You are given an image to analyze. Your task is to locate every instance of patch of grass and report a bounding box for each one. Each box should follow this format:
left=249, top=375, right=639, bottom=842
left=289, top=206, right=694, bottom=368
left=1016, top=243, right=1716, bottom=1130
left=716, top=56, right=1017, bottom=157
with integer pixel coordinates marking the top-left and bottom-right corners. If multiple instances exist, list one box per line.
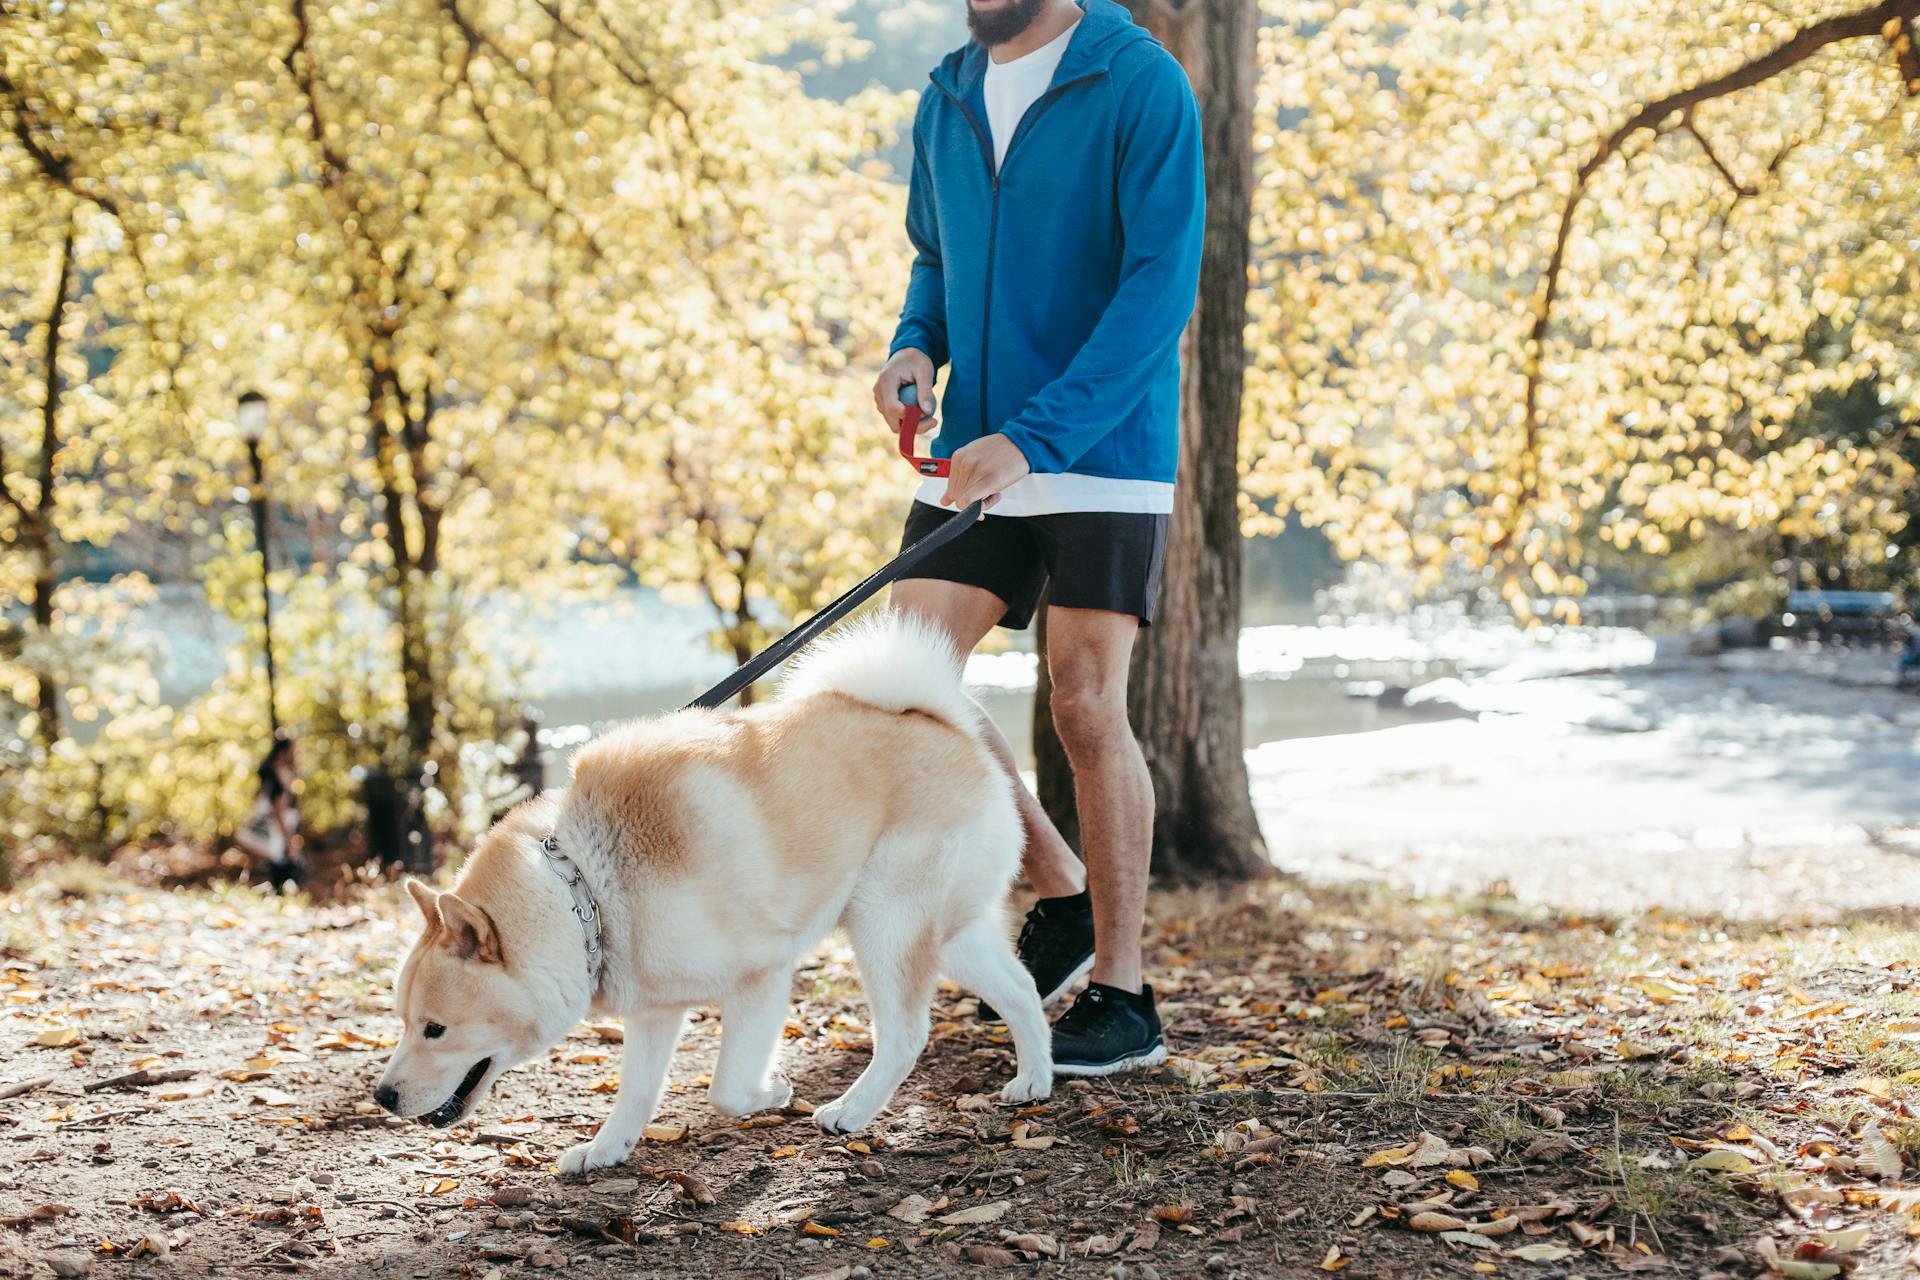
left=1369, top=1039, right=1445, bottom=1109
left=1599, top=1133, right=1744, bottom=1251
left=24, top=857, right=139, bottom=900
left=1198, top=937, right=1250, bottom=968
left=1106, top=1147, right=1167, bottom=1187
left=1469, top=1093, right=1545, bottom=1152
left=800, top=969, right=864, bottom=1006
left=1828, top=1021, right=1920, bottom=1079
left=1882, top=1119, right=1920, bottom=1166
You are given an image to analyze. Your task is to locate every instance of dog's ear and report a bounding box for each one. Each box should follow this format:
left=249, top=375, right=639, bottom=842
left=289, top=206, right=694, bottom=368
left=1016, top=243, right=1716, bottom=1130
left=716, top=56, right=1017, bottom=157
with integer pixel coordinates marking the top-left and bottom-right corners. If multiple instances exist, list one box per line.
left=404, top=878, right=440, bottom=928
left=435, top=892, right=504, bottom=965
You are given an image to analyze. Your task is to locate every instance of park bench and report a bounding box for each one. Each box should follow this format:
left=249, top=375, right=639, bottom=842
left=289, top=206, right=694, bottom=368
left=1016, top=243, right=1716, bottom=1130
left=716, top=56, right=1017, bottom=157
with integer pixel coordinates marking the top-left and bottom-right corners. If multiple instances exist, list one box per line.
left=1778, top=589, right=1907, bottom=645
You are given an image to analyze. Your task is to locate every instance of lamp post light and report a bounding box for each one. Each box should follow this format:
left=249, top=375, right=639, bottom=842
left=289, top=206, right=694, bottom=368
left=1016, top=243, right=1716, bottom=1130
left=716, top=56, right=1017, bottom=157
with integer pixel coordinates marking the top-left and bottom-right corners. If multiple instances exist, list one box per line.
left=237, top=390, right=279, bottom=735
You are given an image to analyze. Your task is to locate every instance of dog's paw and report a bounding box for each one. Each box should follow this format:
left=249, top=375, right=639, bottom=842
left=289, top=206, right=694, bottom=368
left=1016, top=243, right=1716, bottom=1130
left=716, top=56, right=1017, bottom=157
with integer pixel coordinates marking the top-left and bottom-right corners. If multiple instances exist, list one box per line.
left=557, top=1136, right=633, bottom=1178
left=813, top=1092, right=880, bottom=1135
left=709, top=1074, right=794, bottom=1118
left=1000, top=1072, right=1051, bottom=1105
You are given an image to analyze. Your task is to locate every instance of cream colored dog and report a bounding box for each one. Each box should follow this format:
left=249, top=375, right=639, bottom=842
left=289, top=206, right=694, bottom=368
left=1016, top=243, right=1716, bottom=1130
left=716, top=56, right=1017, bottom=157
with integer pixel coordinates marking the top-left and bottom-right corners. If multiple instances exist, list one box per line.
left=374, top=611, right=1052, bottom=1174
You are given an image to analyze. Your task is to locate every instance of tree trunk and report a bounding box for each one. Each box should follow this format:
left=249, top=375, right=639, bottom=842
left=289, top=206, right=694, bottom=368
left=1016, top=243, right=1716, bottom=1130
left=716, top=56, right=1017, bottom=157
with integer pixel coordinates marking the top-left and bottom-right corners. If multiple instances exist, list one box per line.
left=1034, top=0, right=1268, bottom=882
left=369, top=353, right=438, bottom=769
left=29, top=216, right=77, bottom=747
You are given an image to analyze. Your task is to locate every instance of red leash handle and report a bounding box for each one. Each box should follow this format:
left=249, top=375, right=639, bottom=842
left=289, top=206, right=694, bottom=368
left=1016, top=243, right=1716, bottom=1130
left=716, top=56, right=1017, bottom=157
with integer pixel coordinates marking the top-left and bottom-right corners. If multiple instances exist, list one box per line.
left=897, top=383, right=949, bottom=478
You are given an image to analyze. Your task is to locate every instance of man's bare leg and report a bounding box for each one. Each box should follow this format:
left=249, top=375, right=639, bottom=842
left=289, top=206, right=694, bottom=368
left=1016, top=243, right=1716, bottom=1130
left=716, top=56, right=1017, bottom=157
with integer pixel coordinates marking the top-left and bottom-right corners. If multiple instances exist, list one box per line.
left=890, top=578, right=1086, bottom=899
left=1042, top=606, right=1150, bottom=993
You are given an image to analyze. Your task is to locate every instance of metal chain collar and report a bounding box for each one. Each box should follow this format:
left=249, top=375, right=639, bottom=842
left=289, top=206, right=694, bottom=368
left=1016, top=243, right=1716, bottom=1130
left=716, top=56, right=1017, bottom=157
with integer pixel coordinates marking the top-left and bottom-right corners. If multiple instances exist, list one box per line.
left=538, top=831, right=605, bottom=993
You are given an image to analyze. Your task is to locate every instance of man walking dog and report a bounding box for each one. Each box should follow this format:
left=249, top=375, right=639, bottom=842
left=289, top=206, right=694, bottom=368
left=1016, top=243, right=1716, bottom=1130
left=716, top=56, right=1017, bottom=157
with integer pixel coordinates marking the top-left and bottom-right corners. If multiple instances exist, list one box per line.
left=873, top=0, right=1203, bottom=1075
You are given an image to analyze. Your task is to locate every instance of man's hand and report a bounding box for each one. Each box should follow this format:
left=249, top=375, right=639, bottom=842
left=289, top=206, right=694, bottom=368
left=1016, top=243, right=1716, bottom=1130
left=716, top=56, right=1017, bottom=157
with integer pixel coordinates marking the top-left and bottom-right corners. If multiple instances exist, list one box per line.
left=874, top=348, right=936, bottom=434
left=942, top=434, right=1030, bottom=512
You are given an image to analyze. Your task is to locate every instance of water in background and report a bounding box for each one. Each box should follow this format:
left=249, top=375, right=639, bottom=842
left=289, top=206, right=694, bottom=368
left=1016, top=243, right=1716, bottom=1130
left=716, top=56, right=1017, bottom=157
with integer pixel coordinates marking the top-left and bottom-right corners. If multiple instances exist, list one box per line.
left=129, top=526, right=1652, bottom=778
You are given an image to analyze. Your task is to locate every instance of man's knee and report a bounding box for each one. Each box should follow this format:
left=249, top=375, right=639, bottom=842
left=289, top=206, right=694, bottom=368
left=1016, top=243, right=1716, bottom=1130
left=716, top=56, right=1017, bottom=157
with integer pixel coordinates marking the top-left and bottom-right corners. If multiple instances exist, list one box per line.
left=891, top=580, right=1001, bottom=654
left=1049, top=679, right=1129, bottom=761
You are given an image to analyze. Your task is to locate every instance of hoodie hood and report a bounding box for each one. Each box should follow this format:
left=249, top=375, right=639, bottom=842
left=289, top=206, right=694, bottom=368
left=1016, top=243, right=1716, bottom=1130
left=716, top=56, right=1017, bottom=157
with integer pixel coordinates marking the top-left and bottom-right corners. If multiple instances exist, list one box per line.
left=931, top=0, right=1156, bottom=99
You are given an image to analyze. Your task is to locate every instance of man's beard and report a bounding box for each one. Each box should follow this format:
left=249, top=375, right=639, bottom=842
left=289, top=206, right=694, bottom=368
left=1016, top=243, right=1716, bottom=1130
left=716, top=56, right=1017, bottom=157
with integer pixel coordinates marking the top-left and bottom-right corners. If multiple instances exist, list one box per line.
left=967, top=0, right=1049, bottom=46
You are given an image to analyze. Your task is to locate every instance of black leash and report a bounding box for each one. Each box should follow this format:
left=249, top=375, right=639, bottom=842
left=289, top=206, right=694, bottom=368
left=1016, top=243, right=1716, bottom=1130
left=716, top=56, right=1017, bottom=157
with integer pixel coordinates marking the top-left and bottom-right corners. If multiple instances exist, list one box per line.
left=684, top=499, right=985, bottom=710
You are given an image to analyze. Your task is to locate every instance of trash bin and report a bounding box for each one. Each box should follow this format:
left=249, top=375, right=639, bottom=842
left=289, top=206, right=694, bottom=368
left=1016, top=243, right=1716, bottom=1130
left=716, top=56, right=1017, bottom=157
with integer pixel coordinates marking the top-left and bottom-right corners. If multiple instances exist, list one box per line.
left=363, top=764, right=434, bottom=873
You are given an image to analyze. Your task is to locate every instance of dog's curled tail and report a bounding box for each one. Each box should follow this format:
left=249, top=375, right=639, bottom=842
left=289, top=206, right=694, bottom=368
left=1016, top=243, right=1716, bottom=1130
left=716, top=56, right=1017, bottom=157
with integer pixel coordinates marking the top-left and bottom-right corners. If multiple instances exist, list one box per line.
left=778, top=608, right=980, bottom=734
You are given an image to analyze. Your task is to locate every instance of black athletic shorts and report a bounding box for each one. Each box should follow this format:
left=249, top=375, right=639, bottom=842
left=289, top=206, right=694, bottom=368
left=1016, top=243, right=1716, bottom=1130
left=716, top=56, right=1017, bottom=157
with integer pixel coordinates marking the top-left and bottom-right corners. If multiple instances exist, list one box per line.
left=897, top=501, right=1169, bottom=630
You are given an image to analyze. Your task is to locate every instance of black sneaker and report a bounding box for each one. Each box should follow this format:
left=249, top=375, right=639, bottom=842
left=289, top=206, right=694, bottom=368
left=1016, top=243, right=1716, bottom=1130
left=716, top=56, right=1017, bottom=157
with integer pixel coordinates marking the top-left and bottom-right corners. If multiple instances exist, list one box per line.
left=1051, top=982, right=1168, bottom=1077
left=978, top=891, right=1096, bottom=1023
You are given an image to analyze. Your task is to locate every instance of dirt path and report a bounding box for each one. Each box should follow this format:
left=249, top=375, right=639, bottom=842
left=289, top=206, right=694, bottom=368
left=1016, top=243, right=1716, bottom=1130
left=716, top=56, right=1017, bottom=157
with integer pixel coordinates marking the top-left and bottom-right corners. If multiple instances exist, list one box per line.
left=6, top=868, right=1920, bottom=1278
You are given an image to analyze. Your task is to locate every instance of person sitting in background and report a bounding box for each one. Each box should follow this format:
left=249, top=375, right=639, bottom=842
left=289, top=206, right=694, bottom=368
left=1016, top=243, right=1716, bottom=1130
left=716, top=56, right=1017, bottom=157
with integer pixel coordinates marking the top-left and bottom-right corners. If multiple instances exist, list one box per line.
left=235, top=734, right=307, bottom=892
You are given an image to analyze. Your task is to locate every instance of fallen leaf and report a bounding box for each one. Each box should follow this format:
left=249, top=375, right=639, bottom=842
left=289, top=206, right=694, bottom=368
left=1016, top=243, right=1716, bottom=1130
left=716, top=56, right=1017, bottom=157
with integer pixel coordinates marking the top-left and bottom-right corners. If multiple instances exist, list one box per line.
left=1441, top=1230, right=1500, bottom=1250
left=1816, top=1226, right=1869, bottom=1253
left=937, top=1200, right=1011, bottom=1226
left=887, top=1194, right=935, bottom=1225
left=1690, top=1149, right=1757, bottom=1174
left=1505, top=1242, right=1574, bottom=1262
left=1756, top=1236, right=1840, bottom=1279
left=961, top=1245, right=1019, bottom=1267
left=1001, top=1231, right=1061, bottom=1257
left=672, top=1172, right=715, bottom=1206
left=642, top=1123, right=687, bottom=1144
left=1446, top=1169, right=1479, bottom=1191
left=1364, top=1141, right=1416, bottom=1169
left=33, top=1028, right=82, bottom=1048
left=1860, top=1125, right=1903, bottom=1180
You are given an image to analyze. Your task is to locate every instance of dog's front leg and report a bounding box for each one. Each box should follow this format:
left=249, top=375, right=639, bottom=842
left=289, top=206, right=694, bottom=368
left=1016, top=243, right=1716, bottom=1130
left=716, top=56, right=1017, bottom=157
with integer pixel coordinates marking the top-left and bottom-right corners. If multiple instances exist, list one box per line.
left=558, top=1006, right=686, bottom=1177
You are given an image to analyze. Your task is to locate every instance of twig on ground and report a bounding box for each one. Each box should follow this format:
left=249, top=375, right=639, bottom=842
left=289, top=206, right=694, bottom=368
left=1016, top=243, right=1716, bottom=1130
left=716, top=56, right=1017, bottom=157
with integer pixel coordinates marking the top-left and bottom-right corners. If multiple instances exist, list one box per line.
left=83, top=1066, right=196, bottom=1093
left=0, top=1075, right=54, bottom=1099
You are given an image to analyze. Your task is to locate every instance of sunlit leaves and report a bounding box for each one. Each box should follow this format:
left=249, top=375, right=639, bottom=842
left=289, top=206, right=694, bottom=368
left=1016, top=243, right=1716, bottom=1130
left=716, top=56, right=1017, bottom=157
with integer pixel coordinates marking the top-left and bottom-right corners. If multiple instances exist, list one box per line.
left=2, top=0, right=912, bottom=846
left=1245, top=0, right=1918, bottom=615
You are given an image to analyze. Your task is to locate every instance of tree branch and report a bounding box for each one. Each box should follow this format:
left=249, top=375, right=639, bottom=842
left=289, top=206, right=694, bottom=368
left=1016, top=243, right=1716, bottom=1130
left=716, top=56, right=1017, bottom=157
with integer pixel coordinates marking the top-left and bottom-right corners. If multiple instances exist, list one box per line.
left=440, top=0, right=615, bottom=265
left=1891, top=16, right=1919, bottom=90
left=36, top=214, right=76, bottom=532
left=0, top=64, right=186, bottom=414
left=1497, top=0, right=1920, bottom=557
left=1681, top=108, right=1758, bottom=196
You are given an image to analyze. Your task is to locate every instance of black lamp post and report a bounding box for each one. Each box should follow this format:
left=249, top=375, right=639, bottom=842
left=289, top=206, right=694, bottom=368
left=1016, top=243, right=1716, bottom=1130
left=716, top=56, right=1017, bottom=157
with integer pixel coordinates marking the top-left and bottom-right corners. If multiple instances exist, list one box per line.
left=237, top=390, right=279, bottom=735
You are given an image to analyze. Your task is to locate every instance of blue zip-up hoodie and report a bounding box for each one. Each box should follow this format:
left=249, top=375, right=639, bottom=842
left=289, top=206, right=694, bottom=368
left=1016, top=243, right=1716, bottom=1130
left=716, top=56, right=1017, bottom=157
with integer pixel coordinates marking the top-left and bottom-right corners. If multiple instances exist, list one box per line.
left=888, top=0, right=1204, bottom=482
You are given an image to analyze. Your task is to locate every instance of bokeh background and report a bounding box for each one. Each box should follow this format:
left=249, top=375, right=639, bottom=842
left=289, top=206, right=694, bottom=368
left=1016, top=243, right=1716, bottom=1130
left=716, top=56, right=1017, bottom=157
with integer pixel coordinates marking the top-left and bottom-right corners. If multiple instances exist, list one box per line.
left=2, top=0, right=1915, bottom=882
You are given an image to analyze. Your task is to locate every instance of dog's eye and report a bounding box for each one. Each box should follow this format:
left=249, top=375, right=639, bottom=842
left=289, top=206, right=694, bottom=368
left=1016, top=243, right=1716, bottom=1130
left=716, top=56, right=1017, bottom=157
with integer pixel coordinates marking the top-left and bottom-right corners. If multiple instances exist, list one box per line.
left=423, top=1022, right=446, bottom=1040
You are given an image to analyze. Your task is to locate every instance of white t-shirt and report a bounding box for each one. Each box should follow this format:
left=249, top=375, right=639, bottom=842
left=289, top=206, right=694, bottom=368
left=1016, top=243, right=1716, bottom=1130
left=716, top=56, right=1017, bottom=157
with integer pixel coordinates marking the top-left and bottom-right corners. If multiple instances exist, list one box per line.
left=911, top=15, right=1176, bottom=519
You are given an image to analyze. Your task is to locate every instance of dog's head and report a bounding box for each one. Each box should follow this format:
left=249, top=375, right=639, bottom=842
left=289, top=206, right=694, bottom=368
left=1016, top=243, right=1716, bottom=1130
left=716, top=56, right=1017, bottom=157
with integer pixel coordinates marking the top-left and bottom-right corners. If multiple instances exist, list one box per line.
left=374, top=878, right=556, bottom=1127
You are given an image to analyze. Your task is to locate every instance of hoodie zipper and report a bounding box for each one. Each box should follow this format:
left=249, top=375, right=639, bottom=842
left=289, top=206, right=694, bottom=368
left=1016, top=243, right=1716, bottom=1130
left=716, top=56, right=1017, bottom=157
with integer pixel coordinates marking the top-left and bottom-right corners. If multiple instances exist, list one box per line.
left=935, top=71, right=1103, bottom=447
